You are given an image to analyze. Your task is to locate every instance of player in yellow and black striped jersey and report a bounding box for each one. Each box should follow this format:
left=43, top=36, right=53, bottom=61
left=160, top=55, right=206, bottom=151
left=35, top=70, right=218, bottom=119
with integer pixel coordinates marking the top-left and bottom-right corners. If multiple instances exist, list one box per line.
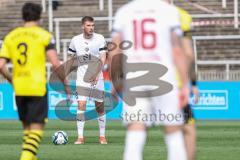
left=0, top=3, right=70, bottom=160
left=178, top=7, right=199, bottom=160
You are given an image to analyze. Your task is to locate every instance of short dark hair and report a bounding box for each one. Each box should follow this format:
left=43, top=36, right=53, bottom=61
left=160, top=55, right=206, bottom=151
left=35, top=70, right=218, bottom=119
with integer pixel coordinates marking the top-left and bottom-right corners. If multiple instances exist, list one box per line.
left=81, top=16, right=94, bottom=24
left=22, top=3, right=42, bottom=22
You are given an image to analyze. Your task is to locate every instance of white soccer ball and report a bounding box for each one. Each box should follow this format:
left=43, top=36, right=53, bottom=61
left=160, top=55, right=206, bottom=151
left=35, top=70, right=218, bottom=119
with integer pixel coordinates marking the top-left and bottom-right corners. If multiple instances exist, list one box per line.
left=52, top=131, right=68, bottom=145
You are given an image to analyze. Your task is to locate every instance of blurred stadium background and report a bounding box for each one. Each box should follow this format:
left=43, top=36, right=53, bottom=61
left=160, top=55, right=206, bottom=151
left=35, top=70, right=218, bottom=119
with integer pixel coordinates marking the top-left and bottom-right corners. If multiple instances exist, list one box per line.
left=0, top=0, right=240, bottom=160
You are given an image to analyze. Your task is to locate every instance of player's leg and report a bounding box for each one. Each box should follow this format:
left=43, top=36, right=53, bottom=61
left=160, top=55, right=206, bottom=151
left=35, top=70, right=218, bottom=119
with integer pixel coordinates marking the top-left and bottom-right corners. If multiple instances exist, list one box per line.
left=95, top=101, right=107, bottom=144
left=124, top=123, right=147, bottom=160
left=17, top=95, right=48, bottom=160
left=123, top=99, right=150, bottom=160
left=153, top=89, right=187, bottom=160
left=74, top=78, right=89, bottom=144
left=183, top=104, right=196, bottom=160
left=94, top=79, right=107, bottom=144
left=15, top=96, right=32, bottom=160
left=75, top=100, right=87, bottom=144
left=22, top=122, right=30, bottom=144
left=164, top=126, right=187, bottom=160
left=183, top=124, right=196, bottom=160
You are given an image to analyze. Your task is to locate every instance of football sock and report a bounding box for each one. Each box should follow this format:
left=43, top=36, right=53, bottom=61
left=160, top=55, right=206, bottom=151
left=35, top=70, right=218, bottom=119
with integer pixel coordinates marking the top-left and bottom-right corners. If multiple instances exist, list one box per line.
left=123, top=130, right=146, bottom=160
left=165, top=130, right=187, bottom=160
left=23, top=130, right=30, bottom=143
left=77, top=110, right=85, bottom=138
left=20, top=130, right=43, bottom=160
left=97, top=114, right=106, bottom=137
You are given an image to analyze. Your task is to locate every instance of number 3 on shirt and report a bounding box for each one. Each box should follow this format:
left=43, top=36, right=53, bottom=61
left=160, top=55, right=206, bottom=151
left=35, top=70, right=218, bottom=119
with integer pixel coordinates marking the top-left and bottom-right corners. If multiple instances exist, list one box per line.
left=133, top=18, right=157, bottom=50
left=17, top=43, right=28, bottom=66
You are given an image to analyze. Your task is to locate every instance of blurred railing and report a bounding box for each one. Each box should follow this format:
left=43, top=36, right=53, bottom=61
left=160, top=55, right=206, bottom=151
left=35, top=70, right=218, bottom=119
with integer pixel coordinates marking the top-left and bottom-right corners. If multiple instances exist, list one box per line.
left=197, top=61, right=240, bottom=81
left=193, top=35, right=240, bottom=80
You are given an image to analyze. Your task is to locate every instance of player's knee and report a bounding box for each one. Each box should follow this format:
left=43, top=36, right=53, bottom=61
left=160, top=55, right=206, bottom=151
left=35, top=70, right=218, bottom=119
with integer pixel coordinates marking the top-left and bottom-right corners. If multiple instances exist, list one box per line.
left=127, top=123, right=146, bottom=131
left=183, top=125, right=196, bottom=136
left=76, top=110, right=85, bottom=121
left=30, top=123, right=44, bottom=130
left=164, top=125, right=183, bottom=134
left=78, top=101, right=86, bottom=110
left=95, top=102, right=104, bottom=114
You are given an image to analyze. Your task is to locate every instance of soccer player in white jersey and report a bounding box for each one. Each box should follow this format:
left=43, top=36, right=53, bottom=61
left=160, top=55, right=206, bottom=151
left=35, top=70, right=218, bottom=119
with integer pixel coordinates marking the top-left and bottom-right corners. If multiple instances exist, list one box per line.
left=109, top=0, right=189, bottom=159
left=68, top=16, right=108, bottom=144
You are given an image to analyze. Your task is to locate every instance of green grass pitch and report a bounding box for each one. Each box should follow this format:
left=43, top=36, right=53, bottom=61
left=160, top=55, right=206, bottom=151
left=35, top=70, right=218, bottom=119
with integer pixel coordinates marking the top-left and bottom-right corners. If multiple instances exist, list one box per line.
left=0, top=120, right=240, bottom=160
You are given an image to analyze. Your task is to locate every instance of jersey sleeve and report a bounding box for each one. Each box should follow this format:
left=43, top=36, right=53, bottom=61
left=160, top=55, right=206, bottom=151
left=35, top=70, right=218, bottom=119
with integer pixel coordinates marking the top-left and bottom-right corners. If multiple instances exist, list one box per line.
left=46, top=36, right=56, bottom=50
left=68, top=38, right=77, bottom=56
left=169, top=7, right=183, bottom=37
left=0, top=37, right=11, bottom=61
left=112, top=8, right=125, bottom=36
left=99, top=36, right=107, bottom=55
left=42, top=31, right=56, bottom=50
left=178, top=8, right=192, bottom=37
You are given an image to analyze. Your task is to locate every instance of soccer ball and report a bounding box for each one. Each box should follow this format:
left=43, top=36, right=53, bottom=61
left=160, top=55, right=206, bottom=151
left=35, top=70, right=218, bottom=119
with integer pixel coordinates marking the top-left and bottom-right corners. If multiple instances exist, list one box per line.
left=52, top=131, right=68, bottom=145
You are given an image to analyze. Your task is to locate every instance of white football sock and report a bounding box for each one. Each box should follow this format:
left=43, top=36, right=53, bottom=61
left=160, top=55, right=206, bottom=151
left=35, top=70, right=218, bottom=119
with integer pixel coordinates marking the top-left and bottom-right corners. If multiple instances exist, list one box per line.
left=98, top=114, right=106, bottom=137
left=165, top=130, right=187, bottom=160
left=123, top=130, right=146, bottom=160
left=77, top=110, right=85, bottom=138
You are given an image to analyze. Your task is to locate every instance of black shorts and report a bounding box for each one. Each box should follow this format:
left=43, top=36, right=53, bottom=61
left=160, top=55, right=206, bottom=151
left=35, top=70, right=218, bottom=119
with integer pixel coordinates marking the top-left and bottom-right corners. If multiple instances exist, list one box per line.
left=16, top=94, right=48, bottom=124
left=183, top=104, right=195, bottom=124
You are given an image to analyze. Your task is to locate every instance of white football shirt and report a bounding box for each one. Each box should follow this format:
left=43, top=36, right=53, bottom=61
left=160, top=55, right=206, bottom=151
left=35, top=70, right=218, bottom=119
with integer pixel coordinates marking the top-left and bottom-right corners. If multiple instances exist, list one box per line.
left=112, top=0, right=182, bottom=85
left=68, top=33, right=107, bottom=81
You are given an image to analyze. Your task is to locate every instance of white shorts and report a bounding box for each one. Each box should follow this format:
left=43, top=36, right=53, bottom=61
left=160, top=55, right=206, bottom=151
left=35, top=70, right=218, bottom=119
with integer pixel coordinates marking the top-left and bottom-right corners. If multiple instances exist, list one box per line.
left=122, top=88, right=184, bottom=126
left=75, top=78, right=104, bottom=102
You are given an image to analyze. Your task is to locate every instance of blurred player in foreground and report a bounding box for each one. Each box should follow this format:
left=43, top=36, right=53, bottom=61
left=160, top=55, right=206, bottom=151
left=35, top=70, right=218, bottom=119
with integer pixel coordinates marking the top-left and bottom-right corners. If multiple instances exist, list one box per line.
left=68, top=16, right=108, bottom=144
left=0, top=3, right=69, bottom=160
left=109, top=0, right=189, bottom=159
left=178, top=7, right=199, bottom=160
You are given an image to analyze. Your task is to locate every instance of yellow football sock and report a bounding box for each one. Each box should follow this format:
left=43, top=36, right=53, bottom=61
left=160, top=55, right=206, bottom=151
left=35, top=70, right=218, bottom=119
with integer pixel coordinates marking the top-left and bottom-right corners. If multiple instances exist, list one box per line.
left=20, top=130, right=43, bottom=160
left=23, top=130, right=30, bottom=142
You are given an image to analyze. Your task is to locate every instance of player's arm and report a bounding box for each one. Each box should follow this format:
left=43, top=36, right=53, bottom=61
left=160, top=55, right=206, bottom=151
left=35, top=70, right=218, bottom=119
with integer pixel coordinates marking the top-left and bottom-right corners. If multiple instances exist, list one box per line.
left=0, top=58, right=12, bottom=83
left=46, top=45, right=71, bottom=95
left=0, top=40, right=12, bottom=83
left=109, top=8, right=125, bottom=95
left=182, top=37, right=193, bottom=63
left=67, top=38, right=77, bottom=74
left=96, top=39, right=108, bottom=78
left=91, top=51, right=106, bottom=84
left=182, top=36, right=199, bottom=103
left=171, top=29, right=189, bottom=107
left=183, top=34, right=199, bottom=101
left=98, top=36, right=108, bottom=65
left=67, top=38, right=77, bottom=60
left=180, top=9, right=199, bottom=102
left=99, top=52, right=106, bottom=69
left=88, top=38, right=107, bottom=85
left=171, top=30, right=189, bottom=86
left=108, top=33, right=123, bottom=94
left=189, top=60, right=199, bottom=103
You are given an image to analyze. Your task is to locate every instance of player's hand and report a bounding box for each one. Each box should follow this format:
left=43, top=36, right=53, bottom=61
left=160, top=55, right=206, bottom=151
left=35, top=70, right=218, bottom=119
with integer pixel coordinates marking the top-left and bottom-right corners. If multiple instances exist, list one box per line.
left=179, top=85, right=190, bottom=108
left=90, top=75, right=99, bottom=85
left=111, top=88, right=119, bottom=100
left=192, top=86, right=199, bottom=104
left=111, top=80, right=123, bottom=101
left=93, top=76, right=99, bottom=85
left=64, top=85, right=72, bottom=102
